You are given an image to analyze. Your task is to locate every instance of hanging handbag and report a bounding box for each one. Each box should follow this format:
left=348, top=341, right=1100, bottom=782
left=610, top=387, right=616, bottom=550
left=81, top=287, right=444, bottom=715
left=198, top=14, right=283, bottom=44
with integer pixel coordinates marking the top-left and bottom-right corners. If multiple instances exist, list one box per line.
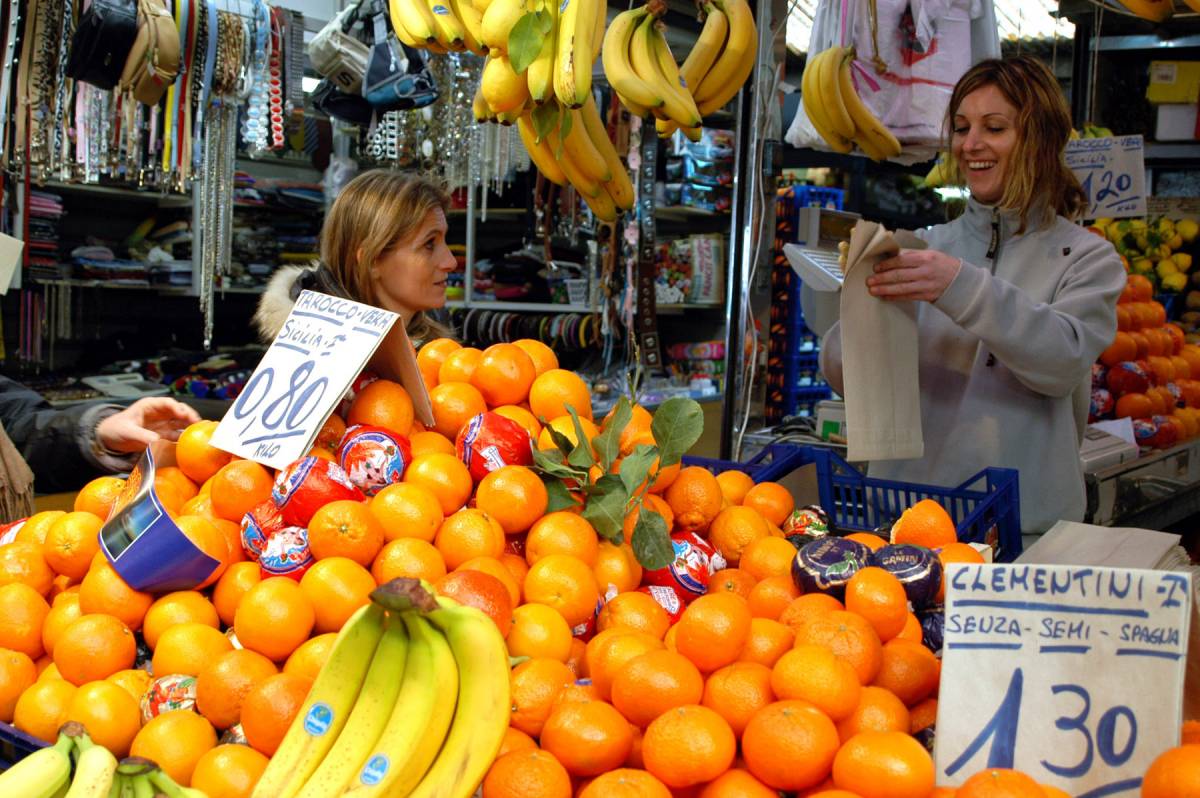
left=119, top=0, right=180, bottom=105
left=311, top=78, right=376, bottom=126
left=308, top=1, right=370, bottom=94
left=360, top=0, right=437, bottom=112
left=66, top=0, right=141, bottom=90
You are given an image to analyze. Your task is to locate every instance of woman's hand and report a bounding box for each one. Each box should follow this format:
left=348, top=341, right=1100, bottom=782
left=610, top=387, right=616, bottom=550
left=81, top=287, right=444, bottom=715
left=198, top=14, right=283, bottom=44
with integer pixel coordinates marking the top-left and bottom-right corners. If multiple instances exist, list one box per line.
left=867, top=248, right=962, bottom=303
left=95, top=398, right=201, bottom=454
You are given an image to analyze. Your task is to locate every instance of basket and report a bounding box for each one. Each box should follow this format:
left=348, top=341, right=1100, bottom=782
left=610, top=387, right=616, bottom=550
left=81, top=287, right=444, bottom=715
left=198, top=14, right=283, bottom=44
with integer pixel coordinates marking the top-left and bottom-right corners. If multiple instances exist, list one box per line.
left=684, top=444, right=1023, bottom=562
left=0, top=722, right=47, bottom=767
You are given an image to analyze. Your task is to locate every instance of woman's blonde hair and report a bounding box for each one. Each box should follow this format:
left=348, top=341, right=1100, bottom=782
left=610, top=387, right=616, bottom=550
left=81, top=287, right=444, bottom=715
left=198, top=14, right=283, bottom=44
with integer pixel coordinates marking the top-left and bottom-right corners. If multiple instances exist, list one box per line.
left=320, top=169, right=455, bottom=344
left=946, top=55, right=1086, bottom=232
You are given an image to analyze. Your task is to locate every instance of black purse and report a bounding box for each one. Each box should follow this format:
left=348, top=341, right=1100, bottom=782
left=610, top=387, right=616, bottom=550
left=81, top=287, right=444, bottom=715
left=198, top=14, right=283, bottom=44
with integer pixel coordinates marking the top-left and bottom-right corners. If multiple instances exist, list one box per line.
left=311, top=79, right=376, bottom=127
left=360, top=0, right=437, bottom=112
left=67, top=0, right=141, bottom=90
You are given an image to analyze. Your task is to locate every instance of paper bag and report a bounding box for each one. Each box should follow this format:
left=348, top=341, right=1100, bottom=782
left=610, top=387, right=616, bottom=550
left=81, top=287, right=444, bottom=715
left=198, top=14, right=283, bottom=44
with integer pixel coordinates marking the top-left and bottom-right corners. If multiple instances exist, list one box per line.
left=840, top=222, right=926, bottom=461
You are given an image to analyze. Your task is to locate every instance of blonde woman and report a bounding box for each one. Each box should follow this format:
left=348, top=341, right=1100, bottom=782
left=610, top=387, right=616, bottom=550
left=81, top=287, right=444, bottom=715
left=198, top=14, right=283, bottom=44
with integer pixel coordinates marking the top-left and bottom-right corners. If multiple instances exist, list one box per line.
left=255, top=170, right=456, bottom=345
left=812, top=55, right=1126, bottom=539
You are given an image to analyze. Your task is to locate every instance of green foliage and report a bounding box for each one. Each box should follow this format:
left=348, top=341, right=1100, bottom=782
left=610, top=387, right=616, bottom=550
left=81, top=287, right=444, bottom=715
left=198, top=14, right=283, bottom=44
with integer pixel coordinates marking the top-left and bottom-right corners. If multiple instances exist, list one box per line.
left=582, top=475, right=629, bottom=540
left=594, top=397, right=631, bottom=472
left=544, top=478, right=578, bottom=512
left=631, top=509, right=673, bottom=570
left=507, top=11, right=546, bottom=74
left=619, top=444, right=657, bottom=497
left=530, top=102, right=558, bottom=143
left=565, top=406, right=597, bottom=470
left=650, top=397, right=703, bottom=469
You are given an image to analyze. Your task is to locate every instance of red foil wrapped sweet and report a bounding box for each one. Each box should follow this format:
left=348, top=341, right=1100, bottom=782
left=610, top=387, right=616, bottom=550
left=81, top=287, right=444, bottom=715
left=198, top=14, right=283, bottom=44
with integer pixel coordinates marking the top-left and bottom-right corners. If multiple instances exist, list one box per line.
left=638, top=584, right=688, bottom=624
left=455, top=412, right=534, bottom=482
left=272, top=456, right=364, bottom=526
left=641, top=532, right=726, bottom=599
left=240, top=501, right=284, bottom=563
left=338, top=425, right=413, bottom=496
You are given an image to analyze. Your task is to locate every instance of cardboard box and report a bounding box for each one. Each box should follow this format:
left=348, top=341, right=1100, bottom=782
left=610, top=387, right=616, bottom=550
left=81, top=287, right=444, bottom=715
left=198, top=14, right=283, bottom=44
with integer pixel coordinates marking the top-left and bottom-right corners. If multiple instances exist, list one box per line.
left=1156, top=103, right=1199, bottom=141
left=1147, top=61, right=1200, bottom=104
left=689, top=235, right=725, bottom=304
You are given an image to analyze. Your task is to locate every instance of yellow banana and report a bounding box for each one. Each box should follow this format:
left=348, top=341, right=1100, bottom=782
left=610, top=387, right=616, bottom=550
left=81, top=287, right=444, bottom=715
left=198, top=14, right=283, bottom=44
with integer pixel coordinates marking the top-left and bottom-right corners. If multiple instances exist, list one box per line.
left=517, top=112, right=568, bottom=185
left=391, top=0, right=439, bottom=44
left=679, top=2, right=726, bottom=98
left=496, top=105, right=525, bottom=124
left=590, top=0, right=605, bottom=63
left=342, top=613, right=460, bottom=797
left=562, top=107, right=612, bottom=183
left=681, top=124, right=702, bottom=142
left=390, top=10, right=424, bottom=47
left=838, top=49, right=901, bottom=160
left=426, top=0, right=467, bottom=50
left=251, top=604, right=387, bottom=798
left=584, top=185, right=619, bottom=222
left=819, top=46, right=854, bottom=139
left=295, top=615, right=409, bottom=798
left=526, top=0, right=558, bottom=103
left=473, top=86, right=495, bottom=122
left=801, top=47, right=851, bottom=153
left=602, top=8, right=663, bottom=112
left=693, top=0, right=756, bottom=107
left=472, top=0, right=494, bottom=13
left=1119, top=0, right=1173, bottom=21
left=553, top=0, right=598, bottom=107
left=580, top=96, right=633, bottom=209
left=482, top=54, right=531, bottom=113
left=65, top=738, right=118, bottom=798
left=448, top=0, right=488, bottom=55
left=0, top=732, right=73, bottom=797
left=480, top=0, right=524, bottom=54
left=619, top=94, right=651, bottom=117
left=403, top=603, right=512, bottom=798
left=546, top=126, right=601, bottom=198
left=646, top=17, right=701, bottom=127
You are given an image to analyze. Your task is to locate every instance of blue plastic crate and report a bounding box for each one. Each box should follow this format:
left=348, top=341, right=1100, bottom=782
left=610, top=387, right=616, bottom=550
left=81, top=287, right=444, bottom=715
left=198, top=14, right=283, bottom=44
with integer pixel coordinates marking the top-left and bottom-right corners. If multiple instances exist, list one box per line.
left=0, top=722, right=46, bottom=767
left=790, top=185, right=845, bottom=211
left=684, top=444, right=1022, bottom=562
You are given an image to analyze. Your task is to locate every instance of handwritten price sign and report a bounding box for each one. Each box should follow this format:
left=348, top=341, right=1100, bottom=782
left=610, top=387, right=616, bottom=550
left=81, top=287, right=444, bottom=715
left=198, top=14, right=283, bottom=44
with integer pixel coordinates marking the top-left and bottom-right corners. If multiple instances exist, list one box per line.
left=1065, top=135, right=1146, bottom=220
left=210, top=291, right=399, bottom=470
left=936, top=563, right=1190, bottom=797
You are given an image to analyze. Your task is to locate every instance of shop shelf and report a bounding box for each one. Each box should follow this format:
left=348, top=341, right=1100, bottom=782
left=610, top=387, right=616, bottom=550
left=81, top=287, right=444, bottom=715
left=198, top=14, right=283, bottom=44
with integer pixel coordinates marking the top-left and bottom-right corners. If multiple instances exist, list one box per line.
left=684, top=443, right=1023, bottom=561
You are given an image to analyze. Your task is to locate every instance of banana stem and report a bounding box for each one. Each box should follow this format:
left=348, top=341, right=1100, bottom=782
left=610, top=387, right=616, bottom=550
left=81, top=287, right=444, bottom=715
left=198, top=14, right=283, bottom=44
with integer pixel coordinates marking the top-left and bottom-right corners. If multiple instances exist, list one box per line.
left=370, top=578, right=440, bottom=614
left=145, top=769, right=188, bottom=798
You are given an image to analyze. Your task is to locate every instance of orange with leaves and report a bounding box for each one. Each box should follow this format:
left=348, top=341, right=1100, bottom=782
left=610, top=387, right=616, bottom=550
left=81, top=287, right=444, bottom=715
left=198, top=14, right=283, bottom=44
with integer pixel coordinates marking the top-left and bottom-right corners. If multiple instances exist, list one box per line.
left=675, top=592, right=752, bottom=673
left=509, top=657, right=576, bottom=736
left=347, top=379, right=414, bottom=436
left=890, top=499, right=956, bottom=548
left=742, top=700, right=839, bottom=791
left=771, top=644, right=861, bottom=721
left=306, top=500, right=385, bottom=567
left=210, top=461, right=274, bottom=524
left=665, top=467, right=724, bottom=534
left=611, top=649, right=705, bottom=728
left=176, top=420, right=233, bottom=483
left=74, top=476, right=125, bottom=519
left=429, top=382, right=489, bottom=441
left=541, top=698, right=634, bottom=777
left=641, top=704, right=736, bottom=788
left=477, top=465, right=548, bottom=535
left=832, top=731, right=935, bottom=798
left=701, top=661, right=775, bottom=737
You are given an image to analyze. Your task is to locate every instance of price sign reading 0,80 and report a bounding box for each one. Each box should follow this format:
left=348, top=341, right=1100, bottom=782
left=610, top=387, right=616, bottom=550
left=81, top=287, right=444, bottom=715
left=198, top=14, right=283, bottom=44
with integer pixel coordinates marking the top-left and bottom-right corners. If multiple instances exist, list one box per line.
left=936, top=564, right=1190, bottom=798
left=1065, top=135, right=1147, bottom=221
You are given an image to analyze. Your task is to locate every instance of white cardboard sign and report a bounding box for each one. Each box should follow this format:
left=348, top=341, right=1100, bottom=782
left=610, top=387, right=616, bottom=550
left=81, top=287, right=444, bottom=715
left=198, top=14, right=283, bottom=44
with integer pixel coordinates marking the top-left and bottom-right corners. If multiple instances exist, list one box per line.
left=1065, top=135, right=1147, bottom=220
left=210, top=291, right=400, bottom=470
left=936, top=563, right=1190, bottom=797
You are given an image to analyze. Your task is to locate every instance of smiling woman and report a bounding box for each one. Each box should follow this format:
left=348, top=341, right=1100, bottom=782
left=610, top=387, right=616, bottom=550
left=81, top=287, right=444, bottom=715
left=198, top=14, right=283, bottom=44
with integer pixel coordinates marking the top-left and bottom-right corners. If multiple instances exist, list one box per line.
left=254, top=170, right=456, bottom=346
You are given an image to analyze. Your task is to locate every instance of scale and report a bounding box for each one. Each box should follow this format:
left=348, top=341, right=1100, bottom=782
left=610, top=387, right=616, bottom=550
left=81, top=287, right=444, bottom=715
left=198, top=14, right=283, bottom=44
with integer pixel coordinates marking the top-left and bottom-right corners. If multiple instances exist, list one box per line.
left=782, top=207, right=861, bottom=292
left=81, top=374, right=171, bottom=400
left=1079, top=423, right=1140, bottom=473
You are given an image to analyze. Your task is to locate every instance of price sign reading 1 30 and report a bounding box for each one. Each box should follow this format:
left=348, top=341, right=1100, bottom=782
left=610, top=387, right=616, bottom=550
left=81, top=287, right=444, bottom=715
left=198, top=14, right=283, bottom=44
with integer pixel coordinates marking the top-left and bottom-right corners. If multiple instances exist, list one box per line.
left=936, top=563, right=1190, bottom=798
left=209, top=291, right=399, bottom=470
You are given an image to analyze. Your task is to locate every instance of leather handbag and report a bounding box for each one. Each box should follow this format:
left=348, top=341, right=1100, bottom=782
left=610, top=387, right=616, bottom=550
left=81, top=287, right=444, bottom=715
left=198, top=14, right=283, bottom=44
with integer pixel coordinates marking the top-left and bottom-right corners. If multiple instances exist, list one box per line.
left=311, top=79, right=376, bottom=126
left=119, top=0, right=180, bottom=105
left=307, top=2, right=370, bottom=94
left=66, top=0, right=140, bottom=90
left=360, top=0, right=437, bottom=112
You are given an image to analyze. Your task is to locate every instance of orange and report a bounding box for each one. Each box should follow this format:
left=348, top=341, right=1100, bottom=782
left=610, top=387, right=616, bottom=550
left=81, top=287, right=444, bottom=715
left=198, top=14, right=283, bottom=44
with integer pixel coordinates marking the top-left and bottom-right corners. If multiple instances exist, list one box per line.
left=772, top=644, right=861, bottom=721
left=622, top=494, right=675, bottom=543
left=537, top=415, right=600, bottom=452
left=642, top=704, right=736, bottom=788
left=212, top=562, right=261, bottom=627
left=409, top=430, right=456, bottom=458
left=240, top=672, right=311, bottom=756
left=935, top=542, right=985, bottom=602
left=845, top=567, right=909, bottom=643
left=191, top=744, right=270, bottom=798
left=742, top=482, right=795, bottom=527
left=306, top=500, right=384, bottom=567
left=477, top=465, right=548, bottom=535
left=597, top=591, right=671, bottom=639
left=428, top=381, right=489, bottom=440
left=747, top=574, right=802, bottom=620
left=529, top=369, right=593, bottom=422
left=405, top=453, right=473, bottom=515
left=496, top=726, right=537, bottom=757
left=438, top=347, right=483, bottom=384
left=527, top=512, right=599, bottom=566
left=181, top=493, right=218, bottom=521
left=553, top=680, right=602, bottom=710
left=699, top=769, right=778, bottom=797
left=665, top=467, right=723, bottom=534
left=53, top=614, right=136, bottom=685
left=896, top=612, right=923, bottom=644
left=674, top=592, right=752, bottom=673
left=700, top=661, right=775, bottom=737
left=195, top=648, right=279, bottom=729
left=314, top=413, right=346, bottom=455
left=794, top=610, right=883, bottom=685
left=436, top=570, right=514, bottom=635
left=708, top=568, right=758, bottom=600
left=210, top=461, right=274, bottom=524
left=737, top=617, right=795, bottom=668
left=740, top=537, right=798, bottom=581
left=13, top=678, right=75, bottom=742
left=212, top=519, right=246, bottom=566
left=586, top=629, right=666, bottom=701
left=0, top=541, right=55, bottom=596
left=541, top=698, right=634, bottom=777
left=177, top=421, right=234, bottom=483
left=283, top=633, right=338, bottom=682
left=509, top=657, right=576, bottom=736
left=594, top=542, right=643, bottom=594
left=524, top=554, right=600, bottom=628
left=455, top=556, right=521, bottom=607
left=368, top=482, right=444, bottom=542
left=715, top=470, right=755, bottom=506
left=1184, top=720, right=1200, bottom=745
left=157, top=466, right=200, bottom=503
left=602, top=402, right=652, bottom=456
left=0, top=582, right=50, bottom=659
left=106, top=668, right=151, bottom=701
left=372, top=538, right=447, bottom=584
left=347, top=379, right=415, bottom=436
left=506, top=602, right=573, bottom=662
left=742, top=700, right=839, bottom=791
left=143, top=591, right=220, bottom=650
left=566, top=637, right=587, bottom=677
left=513, top=338, right=559, bottom=377
left=436, top=508, right=506, bottom=570
left=890, top=499, right=956, bottom=548
left=74, top=476, right=126, bottom=519
left=0, top=648, right=35, bottom=722
left=492, top=404, right=543, bottom=440
left=611, top=649, right=705, bottom=727
left=173, top=515, right=231, bottom=589
left=299, top=557, right=375, bottom=633
left=836, top=685, right=911, bottom=742
left=780, top=593, right=845, bottom=635
left=16, top=511, right=66, bottom=545
left=845, top=532, right=887, bottom=552
left=954, top=769, right=1048, bottom=798
left=152, top=622, right=234, bottom=677
left=64, top=680, right=141, bottom=756
left=909, top=697, right=937, bottom=733
left=234, top=577, right=315, bottom=662
left=482, top=748, right=572, bottom=798
left=471, top=343, right=537, bottom=406
left=78, top=558, right=152, bottom=630
left=578, top=769, right=672, bottom=797
left=1140, top=745, right=1200, bottom=798
left=131, top=709, right=218, bottom=786
left=832, top=731, right=934, bottom=798
left=708, top=507, right=770, bottom=565
left=417, top=337, right=462, bottom=389
left=872, top=638, right=939, bottom=706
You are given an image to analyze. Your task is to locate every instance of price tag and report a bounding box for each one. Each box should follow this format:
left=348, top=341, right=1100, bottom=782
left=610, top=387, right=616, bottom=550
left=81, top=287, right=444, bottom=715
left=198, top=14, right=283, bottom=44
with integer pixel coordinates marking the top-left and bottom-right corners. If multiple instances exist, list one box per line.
left=210, top=291, right=400, bottom=470
left=936, top=563, right=1190, bottom=796
left=1065, top=135, right=1146, bottom=220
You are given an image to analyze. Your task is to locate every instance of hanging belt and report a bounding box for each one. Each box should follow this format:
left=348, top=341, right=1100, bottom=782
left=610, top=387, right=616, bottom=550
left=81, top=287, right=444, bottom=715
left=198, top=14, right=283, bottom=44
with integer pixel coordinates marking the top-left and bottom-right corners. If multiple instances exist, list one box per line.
left=192, top=0, right=216, bottom=170
left=0, top=0, right=24, bottom=170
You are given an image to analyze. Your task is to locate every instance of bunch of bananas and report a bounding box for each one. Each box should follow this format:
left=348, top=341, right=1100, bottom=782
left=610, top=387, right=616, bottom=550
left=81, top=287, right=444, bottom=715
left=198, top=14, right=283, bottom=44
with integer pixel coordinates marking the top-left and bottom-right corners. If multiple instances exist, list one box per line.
left=603, top=0, right=756, bottom=139
left=389, top=0, right=488, bottom=54
left=250, top=579, right=510, bottom=798
left=801, top=45, right=901, bottom=161
left=0, top=723, right=205, bottom=798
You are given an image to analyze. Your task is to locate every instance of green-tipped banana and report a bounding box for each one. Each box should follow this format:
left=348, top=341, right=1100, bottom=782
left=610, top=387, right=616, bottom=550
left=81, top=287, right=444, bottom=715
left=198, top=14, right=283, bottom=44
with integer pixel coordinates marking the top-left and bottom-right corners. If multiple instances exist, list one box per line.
left=679, top=3, right=726, bottom=98
left=391, top=0, right=439, bottom=44
left=517, top=112, right=568, bottom=185
left=580, top=96, right=633, bottom=210
left=403, top=603, right=512, bottom=798
left=602, top=8, right=662, bottom=112
left=819, top=45, right=854, bottom=139
left=526, top=0, right=558, bottom=103
left=562, top=107, right=612, bottom=183
left=694, top=0, right=756, bottom=110
left=66, top=733, right=119, bottom=798
left=553, top=0, right=599, bottom=107
left=0, top=729, right=74, bottom=797
left=252, top=604, right=387, bottom=798
left=342, top=613, right=460, bottom=797
left=838, top=48, right=901, bottom=160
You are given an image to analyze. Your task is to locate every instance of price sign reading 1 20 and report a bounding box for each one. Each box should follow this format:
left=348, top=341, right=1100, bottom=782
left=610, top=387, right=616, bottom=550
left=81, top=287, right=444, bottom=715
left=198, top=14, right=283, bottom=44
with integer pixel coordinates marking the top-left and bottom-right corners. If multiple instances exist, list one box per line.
left=1065, top=135, right=1146, bottom=221
left=936, top=564, right=1190, bottom=798
left=209, top=291, right=399, bottom=470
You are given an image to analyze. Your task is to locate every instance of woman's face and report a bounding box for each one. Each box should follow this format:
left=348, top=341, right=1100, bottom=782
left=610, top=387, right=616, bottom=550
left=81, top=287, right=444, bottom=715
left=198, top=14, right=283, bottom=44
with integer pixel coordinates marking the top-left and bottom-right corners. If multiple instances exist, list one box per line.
left=951, top=84, right=1019, bottom=205
left=371, top=208, right=456, bottom=319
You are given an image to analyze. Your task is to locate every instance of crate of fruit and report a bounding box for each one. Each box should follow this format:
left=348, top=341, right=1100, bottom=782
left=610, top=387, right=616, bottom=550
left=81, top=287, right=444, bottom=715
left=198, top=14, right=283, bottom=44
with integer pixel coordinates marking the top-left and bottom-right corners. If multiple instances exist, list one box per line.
left=684, top=444, right=1022, bottom=562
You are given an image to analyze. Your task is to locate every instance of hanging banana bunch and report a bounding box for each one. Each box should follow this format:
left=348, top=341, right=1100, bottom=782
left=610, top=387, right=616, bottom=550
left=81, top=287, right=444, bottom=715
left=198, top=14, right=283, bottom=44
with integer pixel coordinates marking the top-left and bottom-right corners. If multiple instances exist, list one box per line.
left=390, top=0, right=489, bottom=54
left=801, top=45, right=901, bottom=161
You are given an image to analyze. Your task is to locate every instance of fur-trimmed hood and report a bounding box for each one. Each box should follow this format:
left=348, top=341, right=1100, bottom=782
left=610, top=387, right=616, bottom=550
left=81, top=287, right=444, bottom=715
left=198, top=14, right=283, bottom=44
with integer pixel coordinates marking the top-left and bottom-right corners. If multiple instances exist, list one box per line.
left=253, top=265, right=314, bottom=343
